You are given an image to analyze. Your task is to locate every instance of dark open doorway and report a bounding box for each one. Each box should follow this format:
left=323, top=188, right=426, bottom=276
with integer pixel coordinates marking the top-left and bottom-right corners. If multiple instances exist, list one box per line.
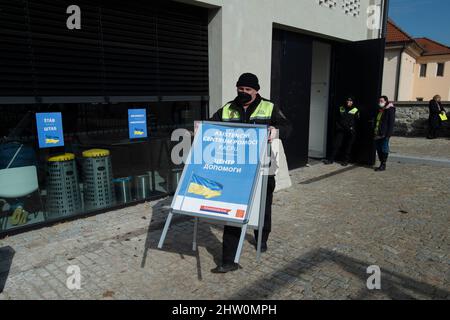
left=271, top=26, right=385, bottom=169
left=329, top=38, right=386, bottom=166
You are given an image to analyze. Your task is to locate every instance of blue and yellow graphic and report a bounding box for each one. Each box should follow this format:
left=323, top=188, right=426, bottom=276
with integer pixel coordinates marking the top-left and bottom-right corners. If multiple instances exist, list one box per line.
left=133, top=128, right=145, bottom=136
left=188, top=174, right=223, bottom=199
left=128, top=109, right=148, bottom=139
left=36, top=112, right=65, bottom=148
left=45, top=136, right=61, bottom=144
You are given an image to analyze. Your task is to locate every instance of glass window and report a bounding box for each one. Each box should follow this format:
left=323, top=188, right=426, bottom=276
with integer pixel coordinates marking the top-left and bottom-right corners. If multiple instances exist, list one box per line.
left=0, top=100, right=207, bottom=234
left=420, top=64, right=427, bottom=77
left=437, top=63, right=445, bottom=77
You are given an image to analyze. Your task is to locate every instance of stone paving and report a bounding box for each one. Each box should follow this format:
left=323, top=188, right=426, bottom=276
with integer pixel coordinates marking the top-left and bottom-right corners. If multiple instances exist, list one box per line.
left=390, top=136, right=450, bottom=159
left=0, top=138, right=449, bottom=300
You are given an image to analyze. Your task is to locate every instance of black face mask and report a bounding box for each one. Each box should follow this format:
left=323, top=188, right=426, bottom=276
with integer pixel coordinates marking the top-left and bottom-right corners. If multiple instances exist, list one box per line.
left=234, top=92, right=253, bottom=106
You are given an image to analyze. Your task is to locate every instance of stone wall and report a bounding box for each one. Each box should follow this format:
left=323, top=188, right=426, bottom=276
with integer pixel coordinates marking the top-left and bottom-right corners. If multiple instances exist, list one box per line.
left=393, top=102, right=450, bottom=137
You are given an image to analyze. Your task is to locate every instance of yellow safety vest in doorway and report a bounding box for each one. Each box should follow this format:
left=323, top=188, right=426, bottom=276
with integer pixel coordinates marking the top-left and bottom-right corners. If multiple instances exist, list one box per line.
left=221, top=100, right=274, bottom=122
left=339, top=106, right=359, bottom=115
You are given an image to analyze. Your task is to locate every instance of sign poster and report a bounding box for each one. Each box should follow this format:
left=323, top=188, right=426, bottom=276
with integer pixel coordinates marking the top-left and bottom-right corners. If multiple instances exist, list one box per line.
left=128, top=109, right=148, bottom=139
left=35, top=112, right=65, bottom=148
left=173, top=122, right=268, bottom=223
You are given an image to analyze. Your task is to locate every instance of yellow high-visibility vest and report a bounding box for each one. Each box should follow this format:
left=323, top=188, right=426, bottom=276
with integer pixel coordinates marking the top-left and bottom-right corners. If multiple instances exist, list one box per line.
left=374, top=111, right=383, bottom=135
left=221, top=100, right=274, bottom=122
left=339, top=106, right=359, bottom=115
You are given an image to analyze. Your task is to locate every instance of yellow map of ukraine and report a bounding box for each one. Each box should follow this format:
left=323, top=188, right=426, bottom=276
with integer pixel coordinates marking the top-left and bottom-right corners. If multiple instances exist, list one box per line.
left=45, top=136, right=60, bottom=144
left=188, top=174, right=223, bottom=199
left=134, top=128, right=145, bottom=135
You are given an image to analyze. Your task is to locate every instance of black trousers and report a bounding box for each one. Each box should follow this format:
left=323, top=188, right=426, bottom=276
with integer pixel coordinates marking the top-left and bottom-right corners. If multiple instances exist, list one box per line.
left=330, top=130, right=356, bottom=162
left=222, top=176, right=276, bottom=265
left=428, top=114, right=443, bottom=139
left=427, top=122, right=441, bottom=139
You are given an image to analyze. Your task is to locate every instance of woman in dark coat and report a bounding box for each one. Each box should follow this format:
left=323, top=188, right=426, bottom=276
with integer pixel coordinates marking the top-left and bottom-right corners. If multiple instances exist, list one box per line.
left=427, top=95, right=446, bottom=139
left=374, top=96, right=396, bottom=172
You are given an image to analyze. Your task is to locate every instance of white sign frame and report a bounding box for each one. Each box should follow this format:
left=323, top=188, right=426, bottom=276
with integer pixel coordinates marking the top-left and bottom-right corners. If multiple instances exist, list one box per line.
left=158, top=121, right=270, bottom=263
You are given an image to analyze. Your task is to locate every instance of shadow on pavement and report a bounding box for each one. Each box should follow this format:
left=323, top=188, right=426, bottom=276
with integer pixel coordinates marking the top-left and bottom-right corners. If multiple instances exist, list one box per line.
left=299, top=165, right=359, bottom=185
left=140, top=197, right=225, bottom=280
left=0, top=246, right=15, bottom=293
left=229, top=248, right=449, bottom=300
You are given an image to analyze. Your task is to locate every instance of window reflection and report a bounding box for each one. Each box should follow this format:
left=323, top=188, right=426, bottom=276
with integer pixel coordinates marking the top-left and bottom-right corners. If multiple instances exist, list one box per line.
left=0, top=100, right=205, bottom=233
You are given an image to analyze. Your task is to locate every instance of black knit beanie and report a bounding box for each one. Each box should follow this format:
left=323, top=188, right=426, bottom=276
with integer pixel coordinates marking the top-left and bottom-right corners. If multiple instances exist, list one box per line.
left=236, top=73, right=260, bottom=91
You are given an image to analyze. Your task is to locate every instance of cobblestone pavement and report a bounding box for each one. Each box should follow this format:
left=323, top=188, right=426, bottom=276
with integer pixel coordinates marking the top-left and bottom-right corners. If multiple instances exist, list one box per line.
left=390, top=137, right=450, bottom=159
left=1, top=140, right=449, bottom=300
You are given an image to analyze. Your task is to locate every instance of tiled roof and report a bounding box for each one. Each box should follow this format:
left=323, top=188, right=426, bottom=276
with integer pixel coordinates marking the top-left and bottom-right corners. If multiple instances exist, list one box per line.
left=386, top=19, right=414, bottom=43
left=386, top=20, right=450, bottom=57
left=414, top=37, right=450, bottom=56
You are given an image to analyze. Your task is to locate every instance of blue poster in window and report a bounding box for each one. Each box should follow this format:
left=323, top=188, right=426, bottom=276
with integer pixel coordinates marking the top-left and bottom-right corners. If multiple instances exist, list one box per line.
left=128, top=109, right=148, bottom=139
left=36, top=112, right=65, bottom=148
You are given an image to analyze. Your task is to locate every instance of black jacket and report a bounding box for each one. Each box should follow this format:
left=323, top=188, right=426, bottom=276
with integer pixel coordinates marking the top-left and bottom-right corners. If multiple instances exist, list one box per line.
left=375, top=104, right=396, bottom=138
left=428, top=99, right=446, bottom=128
left=210, top=94, right=292, bottom=140
left=336, top=106, right=359, bottom=133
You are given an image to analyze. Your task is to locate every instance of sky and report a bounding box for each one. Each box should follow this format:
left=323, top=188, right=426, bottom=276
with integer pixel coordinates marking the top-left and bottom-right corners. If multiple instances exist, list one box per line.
left=388, top=0, right=450, bottom=46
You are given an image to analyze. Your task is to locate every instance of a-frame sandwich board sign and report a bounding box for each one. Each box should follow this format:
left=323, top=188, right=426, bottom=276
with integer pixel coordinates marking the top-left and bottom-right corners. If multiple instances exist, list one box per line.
left=158, top=121, right=270, bottom=262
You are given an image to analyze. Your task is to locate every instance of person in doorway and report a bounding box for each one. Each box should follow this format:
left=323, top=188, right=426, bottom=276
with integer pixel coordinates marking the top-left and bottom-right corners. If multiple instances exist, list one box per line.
left=324, top=96, right=359, bottom=166
left=374, top=96, right=396, bottom=172
left=427, top=95, right=447, bottom=139
left=209, top=73, right=292, bottom=273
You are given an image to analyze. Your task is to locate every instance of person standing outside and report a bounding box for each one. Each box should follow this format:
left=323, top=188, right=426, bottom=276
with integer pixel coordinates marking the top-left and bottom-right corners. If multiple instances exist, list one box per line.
left=427, top=95, right=447, bottom=139
left=374, top=96, right=396, bottom=172
left=324, top=96, right=359, bottom=166
left=209, top=73, right=292, bottom=273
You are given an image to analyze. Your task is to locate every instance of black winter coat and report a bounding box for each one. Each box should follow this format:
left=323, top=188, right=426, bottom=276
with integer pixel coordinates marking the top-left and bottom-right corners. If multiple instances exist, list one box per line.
left=336, top=106, right=359, bottom=133
left=428, top=100, right=446, bottom=129
left=375, top=104, right=396, bottom=138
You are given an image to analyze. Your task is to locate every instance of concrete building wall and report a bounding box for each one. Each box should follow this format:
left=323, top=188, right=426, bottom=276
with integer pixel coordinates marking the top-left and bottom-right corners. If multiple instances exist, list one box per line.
left=397, top=50, right=416, bottom=101
left=383, top=49, right=419, bottom=101
left=413, top=55, right=450, bottom=101
left=184, top=0, right=385, bottom=114
left=382, top=49, right=400, bottom=99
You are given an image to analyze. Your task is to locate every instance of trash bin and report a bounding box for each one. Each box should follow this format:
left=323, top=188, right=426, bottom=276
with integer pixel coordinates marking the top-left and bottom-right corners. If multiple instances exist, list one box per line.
left=114, top=177, right=132, bottom=204
left=166, top=167, right=183, bottom=194
left=46, top=153, right=82, bottom=217
left=82, top=149, right=115, bottom=211
left=134, top=174, right=151, bottom=200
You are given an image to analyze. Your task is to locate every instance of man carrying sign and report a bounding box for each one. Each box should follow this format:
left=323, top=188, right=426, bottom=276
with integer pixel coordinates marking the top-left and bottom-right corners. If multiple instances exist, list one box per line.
left=209, top=73, right=292, bottom=273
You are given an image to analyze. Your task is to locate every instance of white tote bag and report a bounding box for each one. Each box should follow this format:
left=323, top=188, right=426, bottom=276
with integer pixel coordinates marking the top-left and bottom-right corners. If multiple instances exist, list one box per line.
left=271, top=138, right=292, bottom=192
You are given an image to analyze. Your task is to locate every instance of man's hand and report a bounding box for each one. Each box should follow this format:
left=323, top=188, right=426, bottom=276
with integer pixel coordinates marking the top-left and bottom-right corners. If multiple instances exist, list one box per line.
left=268, top=126, right=277, bottom=143
left=193, top=121, right=201, bottom=136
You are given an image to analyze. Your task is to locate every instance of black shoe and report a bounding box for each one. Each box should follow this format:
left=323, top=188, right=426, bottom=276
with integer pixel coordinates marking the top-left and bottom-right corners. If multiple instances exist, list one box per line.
left=323, top=159, right=334, bottom=165
left=260, top=242, right=268, bottom=253
left=341, top=161, right=349, bottom=167
left=210, top=263, right=241, bottom=274
left=253, top=241, right=268, bottom=253
left=253, top=232, right=268, bottom=253
left=375, top=163, right=386, bottom=172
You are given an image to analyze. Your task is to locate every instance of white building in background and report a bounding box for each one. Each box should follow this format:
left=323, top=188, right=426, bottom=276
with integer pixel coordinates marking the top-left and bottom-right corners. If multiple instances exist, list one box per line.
left=188, top=0, right=388, bottom=166
left=382, top=19, right=450, bottom=102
